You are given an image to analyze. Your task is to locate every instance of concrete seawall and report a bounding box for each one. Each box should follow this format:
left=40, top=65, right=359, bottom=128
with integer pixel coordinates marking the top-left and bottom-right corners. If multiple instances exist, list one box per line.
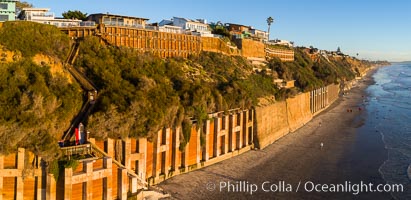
left=255, top=84, right=339, bottom=149
left=254, top=101, right=289, bottom=149
left=286, top=92, right=312, bottom=132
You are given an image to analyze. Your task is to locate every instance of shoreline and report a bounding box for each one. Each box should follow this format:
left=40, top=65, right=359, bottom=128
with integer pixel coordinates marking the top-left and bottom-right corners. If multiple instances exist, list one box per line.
left=158, top=67, right=390, bottom=199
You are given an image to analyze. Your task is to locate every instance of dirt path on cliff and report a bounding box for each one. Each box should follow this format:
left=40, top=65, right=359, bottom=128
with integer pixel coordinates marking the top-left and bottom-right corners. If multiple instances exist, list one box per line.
left=157, top=68, right=390, bottom=200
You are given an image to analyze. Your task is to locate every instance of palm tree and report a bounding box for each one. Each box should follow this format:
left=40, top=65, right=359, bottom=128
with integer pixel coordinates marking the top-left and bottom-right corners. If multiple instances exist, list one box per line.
left=266, top=16, right=274, bottom=41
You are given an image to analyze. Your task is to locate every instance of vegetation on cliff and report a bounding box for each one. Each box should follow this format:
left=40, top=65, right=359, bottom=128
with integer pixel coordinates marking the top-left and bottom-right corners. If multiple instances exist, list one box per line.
left=75, top=37, right=277, bottom=147
left=268, top=47, right=373, bottom=91
left=0, top=22, right=381, bottom=158
left=0, top=21, right=71, bottom=59
left=0, top=22, right=82, bottom=160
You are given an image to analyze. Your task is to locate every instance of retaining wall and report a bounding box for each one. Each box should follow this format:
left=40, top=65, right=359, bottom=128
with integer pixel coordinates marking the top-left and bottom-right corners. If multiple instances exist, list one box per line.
left=1, top=83, right=345, bottom=199
left=255, top=84, right=340, bottom=149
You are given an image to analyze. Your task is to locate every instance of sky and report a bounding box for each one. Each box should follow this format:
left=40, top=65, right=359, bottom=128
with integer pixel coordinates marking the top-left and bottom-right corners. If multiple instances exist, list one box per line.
left=28, top=0, right=411, bottom=62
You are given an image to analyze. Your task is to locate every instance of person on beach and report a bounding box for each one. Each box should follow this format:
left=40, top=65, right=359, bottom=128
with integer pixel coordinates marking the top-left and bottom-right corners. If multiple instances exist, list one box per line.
left=320, top=142, right=324, bottom=149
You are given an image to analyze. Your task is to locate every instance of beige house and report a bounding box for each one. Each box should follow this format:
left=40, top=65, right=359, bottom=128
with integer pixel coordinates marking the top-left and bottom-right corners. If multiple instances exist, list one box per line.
left=87, top=13, right=148, bottom=28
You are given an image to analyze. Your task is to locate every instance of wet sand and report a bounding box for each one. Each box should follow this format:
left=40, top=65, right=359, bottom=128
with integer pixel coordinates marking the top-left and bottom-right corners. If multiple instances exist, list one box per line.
left=158, top=68, right=391, bottom=200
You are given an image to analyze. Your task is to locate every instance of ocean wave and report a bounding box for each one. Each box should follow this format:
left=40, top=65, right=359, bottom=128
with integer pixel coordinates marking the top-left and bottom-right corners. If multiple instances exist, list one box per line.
left=408, top=165, right=411, bottom=180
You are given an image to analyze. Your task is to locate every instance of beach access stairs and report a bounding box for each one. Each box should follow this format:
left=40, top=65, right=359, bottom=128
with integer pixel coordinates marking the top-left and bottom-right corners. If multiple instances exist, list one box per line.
left=61, top=41, right=148, bottom=189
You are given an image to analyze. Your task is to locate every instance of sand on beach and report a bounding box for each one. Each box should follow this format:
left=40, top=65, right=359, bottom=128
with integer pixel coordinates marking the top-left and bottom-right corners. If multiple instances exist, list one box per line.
left=157, top=69, right=391, bottom=200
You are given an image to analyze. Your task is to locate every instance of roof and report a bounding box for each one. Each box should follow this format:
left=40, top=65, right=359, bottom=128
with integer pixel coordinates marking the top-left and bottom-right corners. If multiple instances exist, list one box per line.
left=88, top=13, right=149, bottom=21
left=225, top=23, right=251, bottom=28
left=21, top=8, right=51, bottom=12
left=173, top=17, right=207, bottom=24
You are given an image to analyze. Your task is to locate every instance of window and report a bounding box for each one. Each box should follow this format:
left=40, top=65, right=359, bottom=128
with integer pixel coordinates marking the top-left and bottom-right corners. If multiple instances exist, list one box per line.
left=0, top=3, right=8, bottom=10
left=0, top=15, right=8, bottom=21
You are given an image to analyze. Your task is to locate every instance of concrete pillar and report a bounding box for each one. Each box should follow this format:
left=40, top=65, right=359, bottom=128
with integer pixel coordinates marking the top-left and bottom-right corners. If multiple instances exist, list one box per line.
left=316, top=89, right=319, bottom=112
left=310, top=91, right=313, bottom=113
left=16, top=148, right=25, bottom=200
left=213, top=117, right=219, bottom=157
left=243, top=111, right=249, bottom=146
left=164, top=128, right=171, bottom=176
left=228, top=114, right=234, bottom=152
left=152, top=131, right=159, bottom=178
left=317, top=89, right=319, bottom=112
left=239, top=112, right=244, bottom=148
left=138, top=138, right=147, bottom=182
left=326, top=86, right=329, bottom=106
left=321, top=88, right=324, bottom=109
left=203, top=120, right=210, bottom=161
left=322, top=87, right=325, bottom=108
left=103, top=157, right=112, bottom=200
left=0, top=155, right=3, bottom=200
left=223, top=116, right=229, bottom=155
left=46, top=174, right=56, bottom=200
left=84, top=161, right=93, bottom=200
left=181, top=138, right=189, bottom=171
left=117, top=168, right=128, bottom=200
left=320, top=88, right=322, bottom=109
left=64, top=168, right=73, bottom=200
left=131, top=177, right=138, bottom=193
left=106, top=138, right=115, bottom=158
left=171, top=128, right=179, bottom=171
left=0, top=176, right=2, bottom=200
left=314, top=89, right=318, bottom=112
left=196, top=127, right=201, bottom=164
left=123, top=138, right=131, bottom=169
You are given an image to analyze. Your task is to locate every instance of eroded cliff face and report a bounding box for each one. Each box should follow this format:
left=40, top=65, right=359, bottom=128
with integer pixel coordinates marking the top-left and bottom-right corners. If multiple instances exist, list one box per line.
left=0, top=45, right=19, bottom=63
left=32, top=53, right=74, bottom=83
left=329, top=56, right=371, bottom=77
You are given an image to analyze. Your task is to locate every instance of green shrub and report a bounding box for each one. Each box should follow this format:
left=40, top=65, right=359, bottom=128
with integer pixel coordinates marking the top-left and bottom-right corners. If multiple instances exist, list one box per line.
left=0, top=21, right=70, bottom=59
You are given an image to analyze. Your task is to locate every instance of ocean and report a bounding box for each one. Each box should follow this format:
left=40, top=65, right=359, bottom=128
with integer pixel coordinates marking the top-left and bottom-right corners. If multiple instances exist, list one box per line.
left=365, top=63, right=411, bottom=199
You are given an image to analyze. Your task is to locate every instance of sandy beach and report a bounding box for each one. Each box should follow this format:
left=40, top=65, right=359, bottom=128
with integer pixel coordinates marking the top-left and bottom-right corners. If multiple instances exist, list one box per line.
left=157, top=68, right=392, bottom=200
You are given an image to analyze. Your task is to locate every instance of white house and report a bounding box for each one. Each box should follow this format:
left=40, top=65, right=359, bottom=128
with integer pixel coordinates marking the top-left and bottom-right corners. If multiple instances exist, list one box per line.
left=249, top=28, right=269, bottom=42
left=168, top=17, right=213, bottom=37
left=18, top=8, right=55, bottom=21
left=17, top=8, right=89, bottom=27
left=159, top=24, right=183, bottom=34
left=267, top=39, right=294, bottom=47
